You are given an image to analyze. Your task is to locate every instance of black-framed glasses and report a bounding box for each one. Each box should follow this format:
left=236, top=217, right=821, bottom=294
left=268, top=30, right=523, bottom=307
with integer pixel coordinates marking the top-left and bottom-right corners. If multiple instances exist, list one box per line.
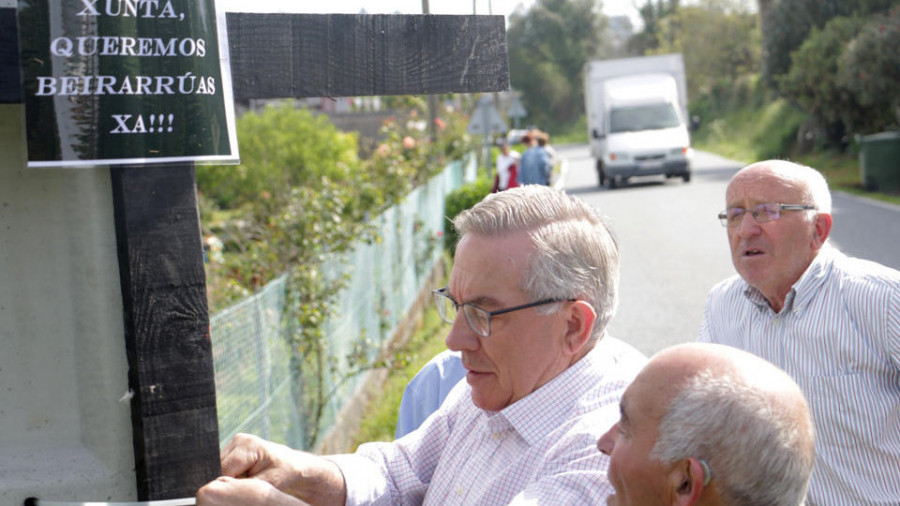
left=432, top=287, right=575, bottom=338
left=718, top=203, right=816, bottom=227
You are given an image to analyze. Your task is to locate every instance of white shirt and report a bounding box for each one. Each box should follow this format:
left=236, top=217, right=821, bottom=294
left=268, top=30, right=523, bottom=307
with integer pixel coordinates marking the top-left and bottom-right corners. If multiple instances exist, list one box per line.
left=495, top=151, right=520, bottom=190
left=330, top=337, right=647, bottom=505
left=699, top=245, right=900, bottom=505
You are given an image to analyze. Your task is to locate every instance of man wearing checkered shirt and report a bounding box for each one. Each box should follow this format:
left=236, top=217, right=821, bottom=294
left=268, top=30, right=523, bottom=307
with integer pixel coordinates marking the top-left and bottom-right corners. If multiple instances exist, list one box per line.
left=197, top=185, right=647, bottom=505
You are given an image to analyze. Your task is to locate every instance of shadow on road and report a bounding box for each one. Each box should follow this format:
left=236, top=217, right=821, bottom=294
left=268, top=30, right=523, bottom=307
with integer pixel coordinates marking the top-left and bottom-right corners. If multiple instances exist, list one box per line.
left=565, top=161, right=742, bottom=195
left=691, top=166, right=742, bottom=182
left=567, top=178, right=680, bottom=195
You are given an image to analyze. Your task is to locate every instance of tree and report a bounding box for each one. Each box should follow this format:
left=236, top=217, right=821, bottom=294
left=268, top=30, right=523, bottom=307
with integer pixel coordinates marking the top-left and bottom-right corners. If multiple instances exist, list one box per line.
left=627, top=0, right=682, bottom=55
left=506, top=0, right=607, bottom=129
left=776, top=3, right=900, bottom=143
left=760, top=0, right=896, bottom=86
left=651, top=0, right=760, bottom=101
left=778, top=15, right=871, bottom=146
left=839, top=4, right=900, bottom=133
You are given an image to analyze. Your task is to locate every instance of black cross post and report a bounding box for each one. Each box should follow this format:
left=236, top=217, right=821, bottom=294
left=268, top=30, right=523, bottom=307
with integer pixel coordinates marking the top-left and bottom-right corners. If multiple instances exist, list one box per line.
left=1, top=8, right=508, bottom=500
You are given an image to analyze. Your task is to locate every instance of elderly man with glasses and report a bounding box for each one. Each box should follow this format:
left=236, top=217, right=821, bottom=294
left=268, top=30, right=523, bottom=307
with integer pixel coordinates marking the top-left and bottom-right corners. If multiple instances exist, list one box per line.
left=197, top=185, right=646, bottom=505
left=700, top=159, right=900, bottom=504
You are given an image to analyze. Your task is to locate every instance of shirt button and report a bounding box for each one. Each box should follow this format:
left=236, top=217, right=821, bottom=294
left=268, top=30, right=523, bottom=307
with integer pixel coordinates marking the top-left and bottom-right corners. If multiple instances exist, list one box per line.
left=456, top=486, right=464, bottom=496
left=492, top=432, right=501, bottom=440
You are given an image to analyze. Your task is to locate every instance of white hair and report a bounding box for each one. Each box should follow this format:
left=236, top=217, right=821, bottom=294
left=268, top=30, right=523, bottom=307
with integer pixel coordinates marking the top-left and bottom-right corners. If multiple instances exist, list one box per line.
left=745, top=160, right=832, bottom=214
left=651, top=370, right=814, bottom=506
left=452, top=185, right=619, bottom=343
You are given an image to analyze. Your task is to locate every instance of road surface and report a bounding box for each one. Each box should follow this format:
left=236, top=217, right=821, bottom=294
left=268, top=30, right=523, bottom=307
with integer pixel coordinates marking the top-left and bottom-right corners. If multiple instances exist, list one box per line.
left=556, top=145, right=900, bottom=356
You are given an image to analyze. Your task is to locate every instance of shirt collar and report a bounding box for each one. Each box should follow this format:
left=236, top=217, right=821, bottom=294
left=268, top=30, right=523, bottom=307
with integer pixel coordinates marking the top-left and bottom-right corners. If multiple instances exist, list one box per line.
left=492, top=343, right=609, bottom=446
left=743, top=244, right=838, bottom=313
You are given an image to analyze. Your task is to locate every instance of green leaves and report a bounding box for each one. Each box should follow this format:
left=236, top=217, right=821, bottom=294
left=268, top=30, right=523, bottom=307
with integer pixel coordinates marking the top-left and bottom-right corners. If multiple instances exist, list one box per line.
left=507, top=0, right=604, bottom=128
left=443, top=178, right=493, bottom=257
left=778, top=4, right=900, bottom=139
left=650, top=3, right=761, bottom=102
left=197, top=100, right=474, bottom=447
left=838, top=6, right=900, bottom=131
left=198, top=102, right=360, bottom=209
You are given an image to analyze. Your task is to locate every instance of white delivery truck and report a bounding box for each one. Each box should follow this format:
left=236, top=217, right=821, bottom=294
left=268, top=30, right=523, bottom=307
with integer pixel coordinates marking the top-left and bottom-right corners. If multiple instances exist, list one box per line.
left=584, top=53, right=692, bottom=188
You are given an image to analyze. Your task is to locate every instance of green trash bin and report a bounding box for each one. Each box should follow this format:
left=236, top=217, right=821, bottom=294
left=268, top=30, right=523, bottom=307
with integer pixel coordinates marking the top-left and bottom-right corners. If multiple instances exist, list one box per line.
left=859, top=131, right=900, bottom=193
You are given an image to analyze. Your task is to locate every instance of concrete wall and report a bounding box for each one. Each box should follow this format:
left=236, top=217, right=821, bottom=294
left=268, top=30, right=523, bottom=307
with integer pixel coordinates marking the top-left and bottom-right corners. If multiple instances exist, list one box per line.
left=0, top=105, right=136, bottom=503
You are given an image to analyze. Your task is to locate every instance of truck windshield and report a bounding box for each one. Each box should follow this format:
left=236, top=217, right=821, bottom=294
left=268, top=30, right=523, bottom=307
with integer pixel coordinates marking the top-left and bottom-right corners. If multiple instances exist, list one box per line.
left=609, top=103, right=680, bottom=133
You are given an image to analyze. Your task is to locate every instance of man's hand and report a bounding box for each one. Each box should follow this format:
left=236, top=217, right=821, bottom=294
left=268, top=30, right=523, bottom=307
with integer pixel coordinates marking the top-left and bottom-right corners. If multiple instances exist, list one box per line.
left=220, top=433, right=302, bottom=487
left=196, top=476, right=311, bottom=506
left=210, top=433, right=346, bottom=505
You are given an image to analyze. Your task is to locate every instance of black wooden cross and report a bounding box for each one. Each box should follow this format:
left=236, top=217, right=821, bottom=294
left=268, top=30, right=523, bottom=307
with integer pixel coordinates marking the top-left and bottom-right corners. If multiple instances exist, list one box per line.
left=1, top=8, right=508, bottom=500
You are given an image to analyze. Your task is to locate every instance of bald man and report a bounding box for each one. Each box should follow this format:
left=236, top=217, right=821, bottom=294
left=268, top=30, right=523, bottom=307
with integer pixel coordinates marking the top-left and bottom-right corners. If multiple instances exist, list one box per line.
left=597, top=343, right=815, bottom=506
left=700, top=159, right=900, bottom=503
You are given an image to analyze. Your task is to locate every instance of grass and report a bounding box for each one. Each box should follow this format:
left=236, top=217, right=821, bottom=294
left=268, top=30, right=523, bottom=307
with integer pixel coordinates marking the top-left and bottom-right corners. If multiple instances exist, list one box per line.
left=349, top=278, right=452, bottom=448
left=692, top=96, right=900, bottom=207
left=796, top=151, right=900, bottom=206
left=549, top=115, right=588, bottom=145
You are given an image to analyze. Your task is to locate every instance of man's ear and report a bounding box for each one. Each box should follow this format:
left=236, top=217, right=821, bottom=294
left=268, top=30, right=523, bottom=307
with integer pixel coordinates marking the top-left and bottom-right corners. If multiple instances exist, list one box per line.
left=563, top=300, right=596, bottom=355
left=812, top=212, right=833, bottom=249
left=669, top=458, right=706, bottom=506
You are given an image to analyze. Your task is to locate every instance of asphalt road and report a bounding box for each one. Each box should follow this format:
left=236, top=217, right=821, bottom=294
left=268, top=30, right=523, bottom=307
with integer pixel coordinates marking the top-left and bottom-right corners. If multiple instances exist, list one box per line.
left=555, top=144, right=900, bottom=357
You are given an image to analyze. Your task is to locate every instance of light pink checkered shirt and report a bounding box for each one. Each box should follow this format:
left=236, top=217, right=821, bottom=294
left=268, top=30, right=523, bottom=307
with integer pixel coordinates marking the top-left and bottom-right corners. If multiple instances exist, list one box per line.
left=330, top=336, right=646, bottom=505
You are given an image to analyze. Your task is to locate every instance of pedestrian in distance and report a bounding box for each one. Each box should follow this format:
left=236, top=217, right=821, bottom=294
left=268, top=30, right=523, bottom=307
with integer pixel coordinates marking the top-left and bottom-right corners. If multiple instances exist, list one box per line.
left=197, top=185, right=647, bottom=505
left=699, top=159, right=900, bottom=504
left=491, top=138, right=520, bottom=193
left=535, top=130, right=558, bottom=167
left=518, top=129, right=552, bottom=186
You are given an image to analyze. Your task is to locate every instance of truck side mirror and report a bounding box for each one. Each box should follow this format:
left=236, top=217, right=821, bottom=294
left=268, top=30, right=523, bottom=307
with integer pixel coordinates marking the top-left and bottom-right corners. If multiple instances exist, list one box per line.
left=592, top=128, right=605, bottom=140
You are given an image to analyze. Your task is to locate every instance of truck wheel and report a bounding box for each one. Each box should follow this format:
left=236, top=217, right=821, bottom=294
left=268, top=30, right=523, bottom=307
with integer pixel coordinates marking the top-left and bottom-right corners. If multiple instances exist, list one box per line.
left=596, top=160, right=606, bottom=187
left=682, top=172, right=691, bottom=183
left=608, top=177, right=618, bottom=189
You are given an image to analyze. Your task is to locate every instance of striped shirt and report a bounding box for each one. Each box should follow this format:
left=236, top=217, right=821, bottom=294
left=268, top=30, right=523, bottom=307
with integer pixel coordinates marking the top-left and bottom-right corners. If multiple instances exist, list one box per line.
left=698, top=245, right=900, bottom=505
left=329, top=337, right=647, bottom=505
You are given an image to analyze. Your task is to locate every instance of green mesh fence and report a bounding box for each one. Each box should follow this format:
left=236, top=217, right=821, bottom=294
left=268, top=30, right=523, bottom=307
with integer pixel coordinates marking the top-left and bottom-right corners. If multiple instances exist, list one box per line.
left=211, top=154, right=478, bottom=449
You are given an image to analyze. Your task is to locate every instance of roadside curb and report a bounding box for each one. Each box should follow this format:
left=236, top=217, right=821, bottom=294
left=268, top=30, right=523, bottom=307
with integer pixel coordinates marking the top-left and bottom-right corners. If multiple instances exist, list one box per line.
left=834, top=190, right=900, bottom=212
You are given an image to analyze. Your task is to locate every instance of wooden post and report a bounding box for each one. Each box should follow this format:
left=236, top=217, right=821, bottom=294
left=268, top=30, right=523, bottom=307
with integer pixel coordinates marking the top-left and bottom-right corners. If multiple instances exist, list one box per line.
left=109, top=163, right=220, bottom=498
left=2, top=8, right=508, bottom=500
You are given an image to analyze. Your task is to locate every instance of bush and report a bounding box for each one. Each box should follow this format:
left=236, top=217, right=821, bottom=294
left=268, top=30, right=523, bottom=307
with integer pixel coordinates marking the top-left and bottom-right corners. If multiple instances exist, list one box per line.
left=200, top=102, right=476, bottom=310
left=777, top=15, right=868, bottom=146
left=777, top=6, right=900, bottom=141
left=759, top=0, right=895, bottom=85
left=691, top=75, right=807, bottom=162
left=839, top=4, right=900, bottom=133
left=198, top=103, right=361, bottom=210
left=198, top=100, right=477, bottom=447
left=443, top=178, right=493, bottom=255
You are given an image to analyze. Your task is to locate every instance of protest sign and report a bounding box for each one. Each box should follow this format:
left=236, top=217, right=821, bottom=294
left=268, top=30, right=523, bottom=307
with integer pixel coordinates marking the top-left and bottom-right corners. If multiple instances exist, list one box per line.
left=16, top=0, right=239, bottom=167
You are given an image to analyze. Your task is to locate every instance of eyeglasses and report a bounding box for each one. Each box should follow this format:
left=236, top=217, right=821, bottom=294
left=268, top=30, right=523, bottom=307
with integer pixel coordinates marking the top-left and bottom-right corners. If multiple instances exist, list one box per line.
left=718, top=203, right=816, bottom=227
left=433, top=287, right=574, bottom=338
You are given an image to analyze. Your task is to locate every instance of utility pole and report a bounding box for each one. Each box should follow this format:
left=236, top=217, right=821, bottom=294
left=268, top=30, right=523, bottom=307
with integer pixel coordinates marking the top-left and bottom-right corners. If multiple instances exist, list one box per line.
left=423, top=0, right=439, bottom=142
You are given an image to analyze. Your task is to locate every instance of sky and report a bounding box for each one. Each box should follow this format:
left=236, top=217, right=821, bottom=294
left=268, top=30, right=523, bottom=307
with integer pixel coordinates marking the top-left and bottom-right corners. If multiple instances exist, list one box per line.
left=219, top=0, right=642, bottom=26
